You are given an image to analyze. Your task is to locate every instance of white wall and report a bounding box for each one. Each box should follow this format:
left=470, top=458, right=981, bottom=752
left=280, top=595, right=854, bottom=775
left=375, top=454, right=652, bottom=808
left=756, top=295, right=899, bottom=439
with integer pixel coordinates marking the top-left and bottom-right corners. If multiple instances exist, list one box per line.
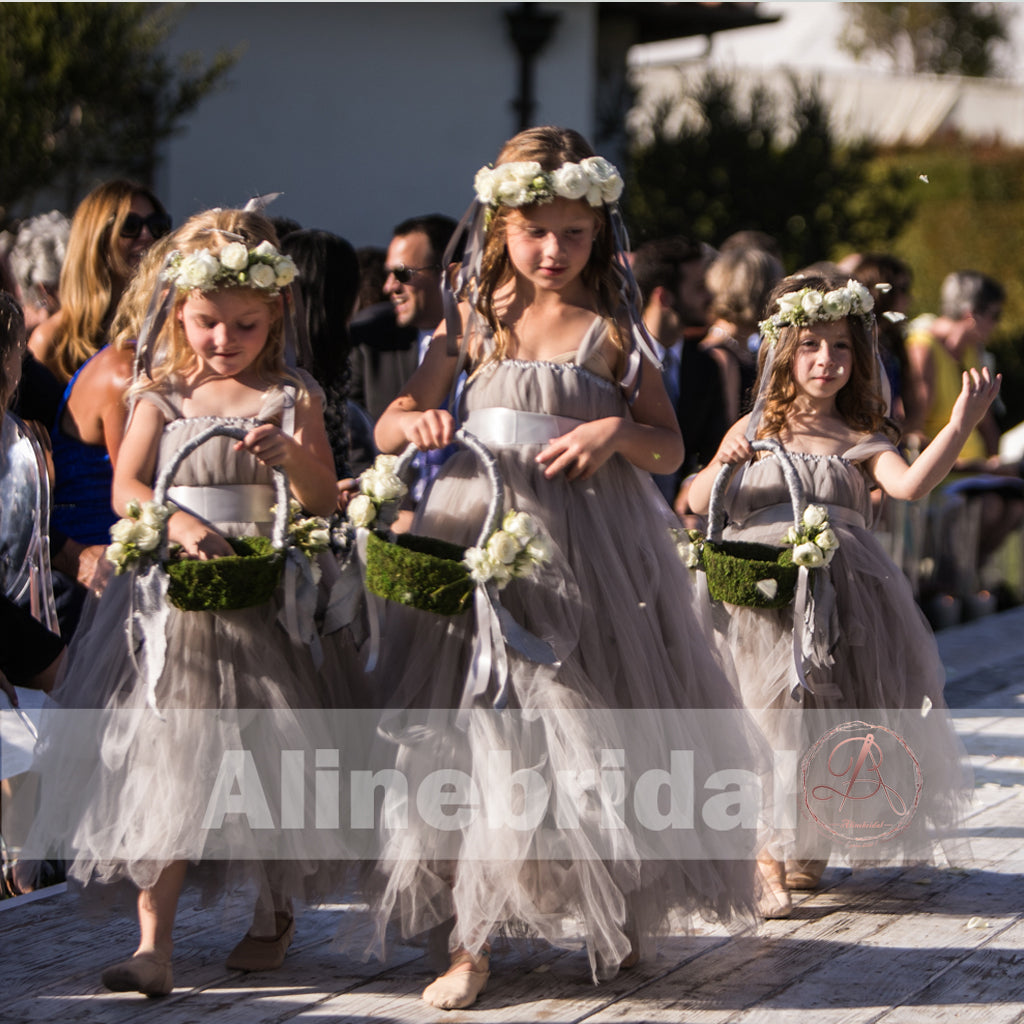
left=160, top=2, right=596, bottom=247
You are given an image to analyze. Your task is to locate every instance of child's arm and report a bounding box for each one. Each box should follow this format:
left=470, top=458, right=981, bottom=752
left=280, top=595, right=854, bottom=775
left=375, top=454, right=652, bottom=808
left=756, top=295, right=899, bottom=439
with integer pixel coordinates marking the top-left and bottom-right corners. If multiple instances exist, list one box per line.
left=375, top=325, right=460, bottom=454
left=114, top=400, right=234, bottom=559
left=686, top=415, right=754, bottom=515
left=535, top=356, right=683, bottom=481
left=871, top=367, right=1001, bottom=501
left=234, top=390, right=337, bottom=517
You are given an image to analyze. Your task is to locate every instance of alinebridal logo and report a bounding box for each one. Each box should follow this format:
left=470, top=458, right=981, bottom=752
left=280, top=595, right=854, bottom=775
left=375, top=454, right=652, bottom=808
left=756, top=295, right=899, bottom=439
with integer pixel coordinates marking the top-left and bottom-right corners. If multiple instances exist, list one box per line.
left=801, top=720, right=922, bottom=845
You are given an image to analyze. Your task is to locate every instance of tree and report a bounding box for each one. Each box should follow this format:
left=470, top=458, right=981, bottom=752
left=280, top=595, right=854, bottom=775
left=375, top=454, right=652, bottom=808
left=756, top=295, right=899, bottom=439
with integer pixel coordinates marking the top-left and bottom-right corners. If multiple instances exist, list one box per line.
left=0, top=3, right=236, bottom=226
left=626, top=71, right=916, bottom=269
left=839, top=2, right=1012, bottom=77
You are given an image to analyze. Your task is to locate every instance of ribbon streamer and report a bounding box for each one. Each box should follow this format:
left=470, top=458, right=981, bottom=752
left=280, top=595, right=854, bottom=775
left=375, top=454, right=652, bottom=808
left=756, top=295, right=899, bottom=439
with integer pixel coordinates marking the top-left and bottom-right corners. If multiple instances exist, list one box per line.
left=132, top=563, right=171, bottom=716
left=278, top=548, right=323, bottom=668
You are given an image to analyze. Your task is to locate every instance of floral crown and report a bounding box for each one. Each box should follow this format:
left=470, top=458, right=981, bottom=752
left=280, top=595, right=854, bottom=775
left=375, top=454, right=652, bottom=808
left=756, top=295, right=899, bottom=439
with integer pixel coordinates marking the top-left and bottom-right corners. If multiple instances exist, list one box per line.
left=759, top=278, right=875, bottom=347
left=164, top=240, right=298, bottom=295
left=473, top=156, right=624, bottom=209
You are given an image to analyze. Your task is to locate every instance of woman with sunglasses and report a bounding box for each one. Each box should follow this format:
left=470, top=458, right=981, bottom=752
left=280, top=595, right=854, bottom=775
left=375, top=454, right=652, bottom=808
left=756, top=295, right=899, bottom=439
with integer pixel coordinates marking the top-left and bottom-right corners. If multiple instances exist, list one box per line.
left=28, top=181, right=171, bottom=631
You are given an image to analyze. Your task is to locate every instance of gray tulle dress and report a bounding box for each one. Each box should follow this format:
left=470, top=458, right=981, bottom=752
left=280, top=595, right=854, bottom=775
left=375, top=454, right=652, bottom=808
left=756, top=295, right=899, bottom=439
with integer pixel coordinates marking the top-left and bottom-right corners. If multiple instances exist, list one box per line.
left=366, top=318, right=765, bottom=978
left=24, top=372, right=355, bottom=913
left=713, top=436, right=972, bottom=866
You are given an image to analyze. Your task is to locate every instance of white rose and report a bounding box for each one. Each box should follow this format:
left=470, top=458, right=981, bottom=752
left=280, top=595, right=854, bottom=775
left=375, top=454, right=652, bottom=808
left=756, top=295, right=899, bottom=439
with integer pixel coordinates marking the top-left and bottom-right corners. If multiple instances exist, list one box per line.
left=846, top=278, right=874, bottom=313
left=782, top=526, right=800, bottom=546
left=580, top=156, right=623, bottom=203
left=133, top=523, right=161, bottom=553
left=489, top=560, right=514, bottom=586
left=110, top=518, right=135, bottom=545
left=249, top=263, right=277, bottom=289
left=776, top=292, right=803, bottom=319
left=550, top=164, right=589, bottom=201
left=180, top=250, right=220, bottom=290
left=220, top=242, right=250, bottom=271
left=793, top=542, right=825, bottom=568
left=274, top=256, right=297, bottom=287
left=503, top=510, right=537, bottom=543
left=254, top=240, right=278, bottom=258
left=308, top=528, right=330, bottom=549
left=463, top=546, right=494, bottom=584
left=375, top=454, right=399, bottom=473
left=803, top=504, right=828, bottom=529
left=368, top=472, right=406, bottom=502
left=822, top=289, right=851, bottom=318
left=348, top=493, right=377, bottom=528
left=474, top=166, right=497, bottom=204
left=105, top=541, right=127, bottom=566
left=524, top=532, right=552, bottom=565
left=801, top=290, right=824, bottom=316
left=139, top=503, right=167, bottom=530
left=486, top=530, right=520, bottom=565
left=816, top=527, right=838, bottom=551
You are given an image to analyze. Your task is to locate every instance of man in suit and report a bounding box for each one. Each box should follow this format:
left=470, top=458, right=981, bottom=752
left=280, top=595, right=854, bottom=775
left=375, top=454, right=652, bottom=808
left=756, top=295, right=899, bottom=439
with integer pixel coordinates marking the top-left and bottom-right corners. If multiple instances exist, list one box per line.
left=348, top=214, right=456, bottom=423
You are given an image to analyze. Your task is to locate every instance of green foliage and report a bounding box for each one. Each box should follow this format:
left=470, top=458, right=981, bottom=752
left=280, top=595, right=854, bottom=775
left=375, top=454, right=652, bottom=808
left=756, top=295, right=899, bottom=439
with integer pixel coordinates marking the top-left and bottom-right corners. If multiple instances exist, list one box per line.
left=0, top=3, right=236, bottom=226
left=878, top=144, right=1024, bottom=428
left=626, top=71, right=916, bottom=269
left=840, top=2, right=1012, bottom=77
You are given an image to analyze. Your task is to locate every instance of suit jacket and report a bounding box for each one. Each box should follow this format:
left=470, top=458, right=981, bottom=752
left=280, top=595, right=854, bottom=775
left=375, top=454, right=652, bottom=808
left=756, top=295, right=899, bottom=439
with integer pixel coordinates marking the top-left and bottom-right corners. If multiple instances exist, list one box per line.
left=348, top=302, right=419, bottom=422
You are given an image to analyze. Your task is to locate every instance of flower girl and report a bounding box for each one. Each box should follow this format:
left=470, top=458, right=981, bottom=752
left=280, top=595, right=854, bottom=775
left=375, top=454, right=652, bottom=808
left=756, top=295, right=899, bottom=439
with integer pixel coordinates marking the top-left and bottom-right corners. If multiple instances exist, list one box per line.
left=26, top=208, right=346, bottom=995
left=367, top=126, right=763, bottom=1010
left=688, top=271, right=991, bottom=917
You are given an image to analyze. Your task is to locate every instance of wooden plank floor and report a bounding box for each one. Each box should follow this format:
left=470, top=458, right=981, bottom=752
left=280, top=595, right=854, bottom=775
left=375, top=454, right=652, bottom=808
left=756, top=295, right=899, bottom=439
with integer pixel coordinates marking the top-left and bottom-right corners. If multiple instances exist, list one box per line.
left=4, top=609, right=1024, bottom=1023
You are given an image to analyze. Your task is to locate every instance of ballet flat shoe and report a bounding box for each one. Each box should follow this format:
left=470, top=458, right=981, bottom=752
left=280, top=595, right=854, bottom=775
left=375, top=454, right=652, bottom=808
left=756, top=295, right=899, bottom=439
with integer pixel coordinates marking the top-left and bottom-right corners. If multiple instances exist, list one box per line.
left=226, top=914, right=295, bottom=972
left=422, top=949, right=490, bottom=1010
left=101, top=950, right=173, bottom=997
left=757, top=856, right=792, bottom=920
left=785, top=858, right=828, bottom=890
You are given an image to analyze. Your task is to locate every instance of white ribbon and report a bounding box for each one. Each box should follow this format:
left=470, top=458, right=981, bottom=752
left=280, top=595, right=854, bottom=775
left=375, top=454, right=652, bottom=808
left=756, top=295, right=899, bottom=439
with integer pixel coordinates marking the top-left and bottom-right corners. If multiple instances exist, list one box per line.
left=278, top=548, right=322, bottom=668
left=131, top=564, right=171, bottom=717
left=352, top=528, right=384, bottom=672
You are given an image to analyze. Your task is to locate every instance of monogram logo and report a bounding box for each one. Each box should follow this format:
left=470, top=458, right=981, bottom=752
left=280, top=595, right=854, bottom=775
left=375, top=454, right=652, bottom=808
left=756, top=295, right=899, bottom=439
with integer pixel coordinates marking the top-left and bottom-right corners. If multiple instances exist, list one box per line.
left=801, top=721, right=922, bottom=845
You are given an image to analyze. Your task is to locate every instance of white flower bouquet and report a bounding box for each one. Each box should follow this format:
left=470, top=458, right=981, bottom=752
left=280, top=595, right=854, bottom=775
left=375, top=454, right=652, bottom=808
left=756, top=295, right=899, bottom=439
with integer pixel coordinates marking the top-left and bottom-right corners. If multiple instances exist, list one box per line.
left=463, top=510, right=551, bottom=588
left=106, top=499, right=174, bottom=575
left=782, top=504, right=839, bottom=568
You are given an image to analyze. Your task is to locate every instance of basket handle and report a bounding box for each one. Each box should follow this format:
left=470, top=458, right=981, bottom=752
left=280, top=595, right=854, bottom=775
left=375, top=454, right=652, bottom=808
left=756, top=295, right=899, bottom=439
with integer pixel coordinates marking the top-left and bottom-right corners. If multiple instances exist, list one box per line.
left=394, top=427, right=503, bottom=549
left=151, top=423, right=291, bottom=558
left=706, top=437, right=805, bottom=544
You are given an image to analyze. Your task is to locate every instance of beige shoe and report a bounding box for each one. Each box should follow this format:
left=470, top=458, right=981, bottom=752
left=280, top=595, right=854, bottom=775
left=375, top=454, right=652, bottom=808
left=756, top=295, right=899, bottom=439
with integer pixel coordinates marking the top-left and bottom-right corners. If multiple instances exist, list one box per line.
left=226, top=913, right=295, bottom=972
left=757, top=855, right=792, bottom=919
left=422, top=948, right=490, bottom=1010
left=785, top=858, right=827, bottom=890
left=101, top=950, right=173, bottom=997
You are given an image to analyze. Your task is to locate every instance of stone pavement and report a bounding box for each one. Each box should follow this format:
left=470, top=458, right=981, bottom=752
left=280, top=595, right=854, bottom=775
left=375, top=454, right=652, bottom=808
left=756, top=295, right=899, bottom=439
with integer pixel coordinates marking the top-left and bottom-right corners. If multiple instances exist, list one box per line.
left=2, top=610, right=1023, bottom=1023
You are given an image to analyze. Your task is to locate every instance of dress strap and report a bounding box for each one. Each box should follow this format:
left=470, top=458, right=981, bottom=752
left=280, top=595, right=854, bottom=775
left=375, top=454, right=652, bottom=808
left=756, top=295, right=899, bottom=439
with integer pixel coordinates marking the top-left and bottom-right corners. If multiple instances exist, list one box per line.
left=167, top=483, right=275, bottom=524
left=463, top=408, right=584, bottom=446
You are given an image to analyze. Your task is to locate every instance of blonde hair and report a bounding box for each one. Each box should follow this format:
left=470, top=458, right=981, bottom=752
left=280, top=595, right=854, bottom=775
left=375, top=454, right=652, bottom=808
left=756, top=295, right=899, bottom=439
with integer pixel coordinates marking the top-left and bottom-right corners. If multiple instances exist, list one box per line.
left=706, top=247, right=784, bottom=333
left=473, top=126, right=627, bottom=365
left=130, top=208, right=301, bottom=399
left=52, top=180, right=168, bottom=382
left=755, top=271, right=897, bottom=442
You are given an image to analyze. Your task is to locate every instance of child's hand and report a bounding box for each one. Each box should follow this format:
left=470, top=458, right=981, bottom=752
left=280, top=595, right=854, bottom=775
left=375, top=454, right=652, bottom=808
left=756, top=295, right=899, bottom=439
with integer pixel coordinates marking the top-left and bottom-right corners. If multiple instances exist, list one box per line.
left=235, top=424, right=295, bottom=469
left=405, top=409, right=455, bottom=451
left=712, top=433, right=754, bottom=467
left=536, top=420, right=617, bottom=481
left=169, top=512, right=234, bottom=561
left=336, top=477, right=359, bottom=513
left=950, top=367, right=1001, bottom=434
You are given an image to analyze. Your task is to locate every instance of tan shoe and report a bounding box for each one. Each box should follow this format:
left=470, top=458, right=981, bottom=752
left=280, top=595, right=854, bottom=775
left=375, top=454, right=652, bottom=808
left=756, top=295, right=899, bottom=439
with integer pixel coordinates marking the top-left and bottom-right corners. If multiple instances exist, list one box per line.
left=757, top=855, right=792, bottom=919
left=226, top=913, right=295, bottom=972
left=101, top=950, right=173, bottom=997
left=422, top=948, right=490, bottom=1010
left=785, top=859, right=828, bottom=890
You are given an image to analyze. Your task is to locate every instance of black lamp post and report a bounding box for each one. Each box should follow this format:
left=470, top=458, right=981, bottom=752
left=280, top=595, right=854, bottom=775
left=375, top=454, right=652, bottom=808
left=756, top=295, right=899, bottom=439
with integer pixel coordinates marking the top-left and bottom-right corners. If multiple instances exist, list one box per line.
left=505, top=3, right=560, bottom=131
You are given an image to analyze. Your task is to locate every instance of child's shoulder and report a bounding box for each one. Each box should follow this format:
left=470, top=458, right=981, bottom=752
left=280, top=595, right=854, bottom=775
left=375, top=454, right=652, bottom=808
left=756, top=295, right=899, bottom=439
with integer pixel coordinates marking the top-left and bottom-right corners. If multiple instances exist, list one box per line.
left=843, top=430, right=900, bottom=463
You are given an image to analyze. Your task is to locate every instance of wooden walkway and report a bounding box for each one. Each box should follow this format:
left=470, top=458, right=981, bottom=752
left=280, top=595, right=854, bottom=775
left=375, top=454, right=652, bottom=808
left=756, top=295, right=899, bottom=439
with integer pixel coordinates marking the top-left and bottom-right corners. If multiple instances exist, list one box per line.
left=3, top=617, right=1024, bottom=1022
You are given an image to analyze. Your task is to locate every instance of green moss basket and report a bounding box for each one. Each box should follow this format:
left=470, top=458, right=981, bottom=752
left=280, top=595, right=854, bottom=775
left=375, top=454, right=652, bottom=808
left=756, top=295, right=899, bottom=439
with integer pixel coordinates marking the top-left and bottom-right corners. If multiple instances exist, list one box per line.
left=166, top=535, right=283, bottom=612
left=702, top=539, right=798, bottom=610
left=365, top=531, right=473, bottom=616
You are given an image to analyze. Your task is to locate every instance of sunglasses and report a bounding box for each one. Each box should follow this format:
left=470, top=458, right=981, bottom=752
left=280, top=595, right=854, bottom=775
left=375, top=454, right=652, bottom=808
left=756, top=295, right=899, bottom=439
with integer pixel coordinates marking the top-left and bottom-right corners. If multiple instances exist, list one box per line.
left=119, top=211, right=172, bottom=240
left=386, top=263, right=440, bottom=284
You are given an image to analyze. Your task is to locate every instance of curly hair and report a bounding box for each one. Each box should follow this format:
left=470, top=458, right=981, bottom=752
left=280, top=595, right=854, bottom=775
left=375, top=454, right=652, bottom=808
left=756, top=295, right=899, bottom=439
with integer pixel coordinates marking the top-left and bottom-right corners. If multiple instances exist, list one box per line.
left=755, top=271, right=898, bottom=443
left=128, top=208, right=303, bottom=400
left=472, top=126, right=627, bottom=365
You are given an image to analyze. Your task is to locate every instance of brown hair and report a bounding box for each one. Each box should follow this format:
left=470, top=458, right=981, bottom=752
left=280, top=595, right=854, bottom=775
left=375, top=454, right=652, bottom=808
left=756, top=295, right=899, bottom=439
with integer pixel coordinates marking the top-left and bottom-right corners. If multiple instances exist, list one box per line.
left=129, top=208, right=300, bottom=399
left=706, top=246, right=784, bottom=333
left=52, top=180, right=168, bottom=382
left=755, top=271, right=897, bottom=442
left=473, top=126, right=627, bottom=363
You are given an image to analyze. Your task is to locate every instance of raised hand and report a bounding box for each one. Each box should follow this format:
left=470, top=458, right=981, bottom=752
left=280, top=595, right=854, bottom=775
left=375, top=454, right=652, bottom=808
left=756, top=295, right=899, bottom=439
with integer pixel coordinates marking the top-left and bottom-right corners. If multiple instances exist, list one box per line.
left=950, top=366, right=1001, bottom=434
